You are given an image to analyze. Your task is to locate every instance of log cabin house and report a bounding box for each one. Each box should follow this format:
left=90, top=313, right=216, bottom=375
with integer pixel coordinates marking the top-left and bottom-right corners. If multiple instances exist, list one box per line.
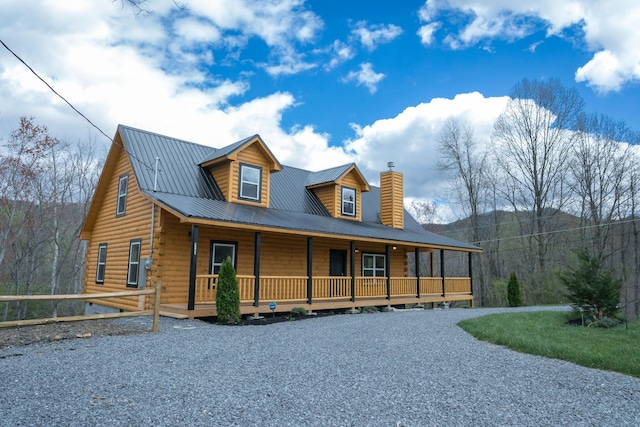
left=80, top=125, right=480, bottom=319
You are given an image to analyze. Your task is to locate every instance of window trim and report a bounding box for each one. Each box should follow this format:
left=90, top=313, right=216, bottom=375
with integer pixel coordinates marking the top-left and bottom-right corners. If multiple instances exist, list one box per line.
left=95, top=243, right=108, bottom=284
left=116, top=174, right=129, bottom=217
left=341, top=186, right=356, bottom=217
left=126, top=239, right=142, bottom=288
left=238, top=163, right=262, bottom=202
left=362, top=253, right=386, bottom=277
left=209, top=241, right=238, bottom=275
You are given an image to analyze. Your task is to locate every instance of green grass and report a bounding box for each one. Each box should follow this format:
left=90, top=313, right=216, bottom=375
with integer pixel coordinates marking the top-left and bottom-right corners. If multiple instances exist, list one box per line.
left=458, top=311, right=640, bottom=378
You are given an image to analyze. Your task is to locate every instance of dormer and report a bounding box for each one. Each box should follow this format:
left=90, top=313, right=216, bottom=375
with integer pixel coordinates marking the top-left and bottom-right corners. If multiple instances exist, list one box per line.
left=199, top=135, right=282, bottom=208
left=305, top=163, right=370, bottom=221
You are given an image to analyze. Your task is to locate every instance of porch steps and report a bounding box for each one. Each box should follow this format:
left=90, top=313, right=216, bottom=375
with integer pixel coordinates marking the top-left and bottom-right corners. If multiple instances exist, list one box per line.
left=159, top=311, right=189, bottom=319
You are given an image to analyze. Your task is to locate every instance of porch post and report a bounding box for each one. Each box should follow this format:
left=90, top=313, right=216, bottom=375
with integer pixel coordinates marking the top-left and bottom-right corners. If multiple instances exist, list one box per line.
left=430, top=250, right=435, bottom=277
left=350, top=241, right=356, bottom=302
left=468, top=252, right=473, bottom=296
left=385, top=245, right=391, bottom=300
left=415, top=248, right=421, bottom=298
left=253, top=232, right=261, bottom=307
left=187, top=224, right=199, bottom=311
left=440, top=249, right=445, bottom=297
left=307, top=237, right=313, bottom=305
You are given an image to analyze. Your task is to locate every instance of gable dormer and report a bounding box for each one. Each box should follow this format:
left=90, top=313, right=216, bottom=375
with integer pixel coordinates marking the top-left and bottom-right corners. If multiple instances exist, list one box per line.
left=200, top=135, right=282, bottom=208
left=305, top=163, right=370, bottom=221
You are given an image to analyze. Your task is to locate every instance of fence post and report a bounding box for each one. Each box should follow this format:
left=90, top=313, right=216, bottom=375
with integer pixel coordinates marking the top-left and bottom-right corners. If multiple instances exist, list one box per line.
left=152, top=282, right=161, bottom=332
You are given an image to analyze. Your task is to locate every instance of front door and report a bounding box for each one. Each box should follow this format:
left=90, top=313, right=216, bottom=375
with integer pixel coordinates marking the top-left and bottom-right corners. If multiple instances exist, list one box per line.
left=329, top=249, right=347, bottom=296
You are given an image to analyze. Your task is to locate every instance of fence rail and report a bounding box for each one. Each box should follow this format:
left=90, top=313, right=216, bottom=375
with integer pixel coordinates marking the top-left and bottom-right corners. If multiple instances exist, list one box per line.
left=0, top=286, right=161, bottom=332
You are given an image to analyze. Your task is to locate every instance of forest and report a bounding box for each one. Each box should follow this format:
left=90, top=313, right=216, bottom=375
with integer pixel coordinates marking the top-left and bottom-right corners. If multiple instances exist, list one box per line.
left=413, top=78, right=640, bottom=320
left=1, top=78, right=639, bottom=321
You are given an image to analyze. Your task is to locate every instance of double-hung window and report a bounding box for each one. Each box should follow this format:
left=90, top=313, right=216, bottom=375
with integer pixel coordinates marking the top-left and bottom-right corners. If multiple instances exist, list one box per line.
left=239, top=164, right=261, bottom=201
left=210, top=242, right=237, bottom=274
left=95, top=243, right=107, bottom=284
left=341, top=186, right=356, bottom=217
left=362, top=253, right=386, bottom=277
left=127, top=239, right=142, bottom=288
left=116, top=174, right=128, bottom=217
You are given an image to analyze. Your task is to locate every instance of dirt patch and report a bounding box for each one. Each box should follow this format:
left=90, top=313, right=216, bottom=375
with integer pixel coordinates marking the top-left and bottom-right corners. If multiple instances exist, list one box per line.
left=0, top=319, right=149, bottom=349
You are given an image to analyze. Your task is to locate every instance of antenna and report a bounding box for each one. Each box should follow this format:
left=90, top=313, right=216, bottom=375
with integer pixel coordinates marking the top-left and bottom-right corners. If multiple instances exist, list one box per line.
left=387, top=161, right=395, bottom=171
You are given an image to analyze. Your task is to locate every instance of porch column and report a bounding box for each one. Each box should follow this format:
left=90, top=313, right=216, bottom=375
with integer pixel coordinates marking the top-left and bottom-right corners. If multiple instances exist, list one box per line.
left=468, top=252, right=473, bottom=296
left=430, top=250, right=435, bottom=277
left=440, top=249, right=445, bottom=297
left=415, top=248, right=421, bottom=298
left=253, top=232, right=261, bottom=307
left=307, top=237, right=313, bottom=305
left=187, top=224, right=199, bottom=311
left=385, top=245, right=391, bottom=300
left=350, top=241, right=356, bottom=302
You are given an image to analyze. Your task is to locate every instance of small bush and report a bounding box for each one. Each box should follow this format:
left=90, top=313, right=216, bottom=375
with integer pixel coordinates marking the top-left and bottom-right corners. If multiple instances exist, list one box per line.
left=590, top=317, right=621, bottom=329
left=215, top=257, right=241, bottom=324
left=290, top=307, right=307, bottom=317
left=360, top=306, right=378, bottom=313
left=507, top=272, right=524, bottom=307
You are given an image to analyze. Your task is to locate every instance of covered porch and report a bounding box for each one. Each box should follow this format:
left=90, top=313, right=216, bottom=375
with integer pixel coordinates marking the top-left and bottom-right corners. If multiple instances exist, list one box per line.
left=160, top=224, right=475, bottom=318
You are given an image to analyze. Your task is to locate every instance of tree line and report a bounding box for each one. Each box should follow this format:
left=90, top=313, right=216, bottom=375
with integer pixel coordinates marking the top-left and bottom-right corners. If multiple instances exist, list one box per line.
left=0, top=117, right=100, bottom=321
left=433, top=78, right=640, bottom=319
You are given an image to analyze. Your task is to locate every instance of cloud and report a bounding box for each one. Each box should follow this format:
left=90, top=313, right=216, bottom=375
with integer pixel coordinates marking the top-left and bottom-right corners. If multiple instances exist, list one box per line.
left=417, top=22, right=441, bottom=46
left=351, top=21, right=403, bottom=51
left=323, top=40, right=356, bottom=70
left=342, top=63, right=386, bottom=93
left=417, top=0, right=640, bottom=92
left=345, top=92, right=509, bottom=206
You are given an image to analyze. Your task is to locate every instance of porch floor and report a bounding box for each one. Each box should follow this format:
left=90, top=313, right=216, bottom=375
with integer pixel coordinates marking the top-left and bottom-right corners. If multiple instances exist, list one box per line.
left=160, top=294, right=473, bottom=319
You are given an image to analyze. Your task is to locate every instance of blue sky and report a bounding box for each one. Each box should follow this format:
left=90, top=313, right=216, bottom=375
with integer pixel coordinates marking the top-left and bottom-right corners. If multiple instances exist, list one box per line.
left=1, top=0, right=640, bottom=220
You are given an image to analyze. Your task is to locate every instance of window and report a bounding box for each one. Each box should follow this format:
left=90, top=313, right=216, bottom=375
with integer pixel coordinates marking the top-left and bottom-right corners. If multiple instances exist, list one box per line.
left=126, top=239, right=142, bottom=288
left=362, top=253, right=386, bottom=277
left=210, top=241, right=237, bottom=274
left=95, top=243, right=107, bottom=284
left=239, top=164, right=261, bottom=201
left=116, top=174, right=128, bottom=217
left=341, top=186, right=356, bottom=217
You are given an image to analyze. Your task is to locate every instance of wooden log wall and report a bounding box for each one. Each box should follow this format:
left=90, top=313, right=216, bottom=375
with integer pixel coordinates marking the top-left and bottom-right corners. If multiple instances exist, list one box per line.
left=83, top=147, right=155, bottom=312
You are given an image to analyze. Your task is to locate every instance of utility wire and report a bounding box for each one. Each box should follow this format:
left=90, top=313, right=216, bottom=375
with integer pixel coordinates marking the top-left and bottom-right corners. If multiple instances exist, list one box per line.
left=0, top=38, right=155, bottom=171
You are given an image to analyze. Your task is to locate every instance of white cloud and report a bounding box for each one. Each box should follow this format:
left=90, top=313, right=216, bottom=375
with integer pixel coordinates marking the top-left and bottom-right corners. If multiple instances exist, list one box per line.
left=417, top=22, right=441, bottom=45
left=351, top=21, right=403, bottom=51
left=342, top=63, right=385, bottom=93
left=323, top=40, right=356, bottom=70
left=417, top=0, right=640, bottom=92
left=0, top=0, right=328, bottom=143
left=345, top=92, right=509, bottom=205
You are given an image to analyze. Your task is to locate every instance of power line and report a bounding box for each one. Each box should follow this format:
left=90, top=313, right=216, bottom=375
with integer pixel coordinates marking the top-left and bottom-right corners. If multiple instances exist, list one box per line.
left=1, top=39, right=113, bottom=142
left=473, top=217, right=640, bottom=245
left=0, top=38, right=154, bottom=171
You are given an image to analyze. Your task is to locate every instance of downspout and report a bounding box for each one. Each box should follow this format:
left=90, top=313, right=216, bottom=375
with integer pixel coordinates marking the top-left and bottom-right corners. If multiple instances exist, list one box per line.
left=149, top=157, right=159, bottom=262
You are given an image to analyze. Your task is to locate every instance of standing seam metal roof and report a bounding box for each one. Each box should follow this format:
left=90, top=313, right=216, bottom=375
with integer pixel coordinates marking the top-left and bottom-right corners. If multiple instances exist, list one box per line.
left=119, top=124, right=479, bottom=251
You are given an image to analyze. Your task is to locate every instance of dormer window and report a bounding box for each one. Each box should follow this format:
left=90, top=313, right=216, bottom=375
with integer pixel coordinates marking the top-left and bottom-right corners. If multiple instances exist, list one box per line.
left=341, top=186, right=356, bottom=217
left=239, top=163, right=261, bottom=202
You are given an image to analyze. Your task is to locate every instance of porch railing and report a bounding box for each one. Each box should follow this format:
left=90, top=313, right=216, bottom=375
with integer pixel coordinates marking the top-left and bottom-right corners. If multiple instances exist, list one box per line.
left=195, top=275, right=471, bottom=304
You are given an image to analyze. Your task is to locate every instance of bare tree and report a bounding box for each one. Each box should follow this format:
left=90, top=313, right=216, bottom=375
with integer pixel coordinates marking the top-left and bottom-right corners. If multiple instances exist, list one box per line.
left=493, top=78, right=584, bottom=303
left=437, top=117, right=488, bottom=304
left=570, top=113, right=633, bottom=258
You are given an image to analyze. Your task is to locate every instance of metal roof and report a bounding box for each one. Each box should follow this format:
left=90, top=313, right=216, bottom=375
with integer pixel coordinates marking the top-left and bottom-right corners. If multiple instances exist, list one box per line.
left=197, top=134, right=256, bottom=165
left=119, top=125, right=479, bottom=251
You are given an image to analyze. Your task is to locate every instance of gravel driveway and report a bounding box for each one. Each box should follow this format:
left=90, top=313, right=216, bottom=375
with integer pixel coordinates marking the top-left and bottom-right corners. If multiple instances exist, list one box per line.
left=1, top=307, right=639, bottom=426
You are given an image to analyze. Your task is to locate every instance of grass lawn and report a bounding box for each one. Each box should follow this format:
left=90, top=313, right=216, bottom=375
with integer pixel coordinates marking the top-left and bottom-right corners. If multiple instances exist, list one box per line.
left=458, top=311, right=640, bottom=378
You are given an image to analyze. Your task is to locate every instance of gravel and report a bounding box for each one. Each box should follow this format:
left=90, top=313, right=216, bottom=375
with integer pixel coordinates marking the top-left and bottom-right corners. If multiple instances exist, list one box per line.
left=1, top=306, right=639, bottom=426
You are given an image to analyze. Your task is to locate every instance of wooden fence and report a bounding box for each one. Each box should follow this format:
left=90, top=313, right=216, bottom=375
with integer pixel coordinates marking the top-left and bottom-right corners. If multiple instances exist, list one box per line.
left=0, top=286, right=161, bottom=332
